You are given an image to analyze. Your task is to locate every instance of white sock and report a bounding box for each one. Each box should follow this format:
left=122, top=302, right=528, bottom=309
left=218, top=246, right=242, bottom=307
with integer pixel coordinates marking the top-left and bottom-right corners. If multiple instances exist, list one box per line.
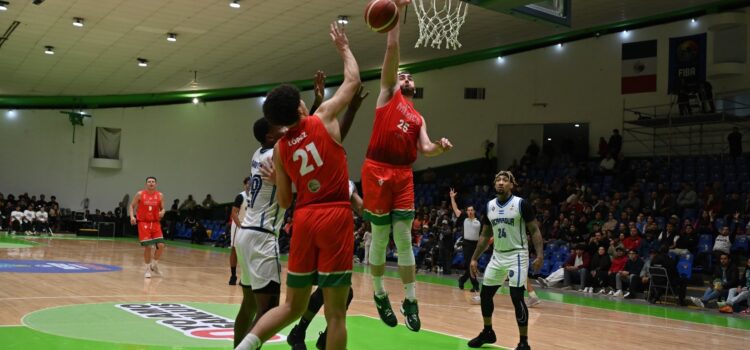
left=235, top=333, right=261, bottom=350
left=373, top=275, right=386, bottom=296
left=404, top=282, right=416, bottom=301
left=529, top=290, right=538, bottom=298
left=144, top=263, right=150, bottom=269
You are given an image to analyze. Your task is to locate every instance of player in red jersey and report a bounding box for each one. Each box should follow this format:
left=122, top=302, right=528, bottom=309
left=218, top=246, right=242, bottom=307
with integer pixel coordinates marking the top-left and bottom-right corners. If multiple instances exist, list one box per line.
left=128, top=176, right=166, bottom=279
left=235, top=22, right=361, bottom=350
left=364, top=0, right=453, bottom=332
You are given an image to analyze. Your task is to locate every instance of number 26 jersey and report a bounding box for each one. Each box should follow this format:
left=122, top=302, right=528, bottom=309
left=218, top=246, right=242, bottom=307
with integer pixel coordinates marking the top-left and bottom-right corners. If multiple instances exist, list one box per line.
left=277, top=116, right=350, bottom=209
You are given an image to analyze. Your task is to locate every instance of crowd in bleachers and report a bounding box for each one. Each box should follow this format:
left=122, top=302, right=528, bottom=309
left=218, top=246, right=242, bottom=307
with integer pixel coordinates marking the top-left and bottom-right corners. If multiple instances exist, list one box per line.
left=378, top=148, right=750, bottom=314
left=0, top=193, right=58, bottom=235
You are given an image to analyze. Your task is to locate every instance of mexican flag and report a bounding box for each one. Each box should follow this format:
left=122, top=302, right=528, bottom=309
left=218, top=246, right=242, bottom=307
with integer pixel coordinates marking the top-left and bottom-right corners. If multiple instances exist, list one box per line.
left=621, top=40, right=657, bottom=94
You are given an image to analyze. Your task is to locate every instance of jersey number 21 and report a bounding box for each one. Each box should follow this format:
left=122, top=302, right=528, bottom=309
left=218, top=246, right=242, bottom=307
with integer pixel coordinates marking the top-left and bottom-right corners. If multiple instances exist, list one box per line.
left=293, top=142, right=324, bottom=176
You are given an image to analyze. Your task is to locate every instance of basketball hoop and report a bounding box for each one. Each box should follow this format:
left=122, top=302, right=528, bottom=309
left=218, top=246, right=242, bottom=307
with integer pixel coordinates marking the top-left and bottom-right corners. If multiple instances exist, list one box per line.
left=412, top=0, right=468, bottom=50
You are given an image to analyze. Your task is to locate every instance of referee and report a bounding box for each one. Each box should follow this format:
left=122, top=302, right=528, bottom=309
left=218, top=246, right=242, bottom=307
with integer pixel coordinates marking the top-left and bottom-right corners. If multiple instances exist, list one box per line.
left=450, top=188, right=481, bottom=292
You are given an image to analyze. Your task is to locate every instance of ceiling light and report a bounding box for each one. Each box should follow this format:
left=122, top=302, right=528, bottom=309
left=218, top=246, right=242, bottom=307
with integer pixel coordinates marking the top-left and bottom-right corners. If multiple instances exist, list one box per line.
left=547, top=137, right=552, bottom=141
left=73, top=17, right=84, bottom=27
left=557, top=43, right=563, bottom=48
left=6, top=109, right=17, bottom=119
left=137, top=58, right=148, bottom=67
left=0, top=1, right=8, bottom=11
left=691, top=18, right=696, bottom=23
left=337, top=15, right=349, bottom=25
left=229, top=0, right=240, bottom=9
left=167, top=33, right=177, bottom=42
left=574, top=124, right=580, bottom=128
left=44, top=46, right=54, bottom=55
left=192, top=97, right=199, bottom=104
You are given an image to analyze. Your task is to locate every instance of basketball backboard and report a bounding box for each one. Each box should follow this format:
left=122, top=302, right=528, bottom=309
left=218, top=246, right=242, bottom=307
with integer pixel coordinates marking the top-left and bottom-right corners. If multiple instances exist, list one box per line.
left=463, top=0, right=571, bottom=27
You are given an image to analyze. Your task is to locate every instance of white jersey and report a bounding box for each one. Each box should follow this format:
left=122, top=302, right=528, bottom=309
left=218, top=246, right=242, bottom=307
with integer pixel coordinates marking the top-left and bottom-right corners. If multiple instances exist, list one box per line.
left=23, top=210, right=35, bottom=222
left=484, top=195, right=533, bottom=253
left=11, top=210, right=24, bottom=221
left=35, top=211, right=48, bottom=222
left=240, top=147, right=286, bottom=234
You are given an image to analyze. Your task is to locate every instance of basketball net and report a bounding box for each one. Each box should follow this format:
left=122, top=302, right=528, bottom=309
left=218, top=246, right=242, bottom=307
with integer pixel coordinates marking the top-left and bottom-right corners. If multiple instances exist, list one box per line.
left=413, top=0, right=468, bottom=50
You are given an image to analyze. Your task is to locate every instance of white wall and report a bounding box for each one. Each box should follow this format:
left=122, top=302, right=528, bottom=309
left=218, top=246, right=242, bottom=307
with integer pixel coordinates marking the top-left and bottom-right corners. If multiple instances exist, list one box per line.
left=2, top=10, right=750, bottom=211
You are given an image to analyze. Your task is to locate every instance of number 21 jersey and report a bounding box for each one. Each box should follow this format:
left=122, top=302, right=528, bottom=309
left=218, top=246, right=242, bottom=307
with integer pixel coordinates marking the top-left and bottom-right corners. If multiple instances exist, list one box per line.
left=277, top=116, right=349, bottom=209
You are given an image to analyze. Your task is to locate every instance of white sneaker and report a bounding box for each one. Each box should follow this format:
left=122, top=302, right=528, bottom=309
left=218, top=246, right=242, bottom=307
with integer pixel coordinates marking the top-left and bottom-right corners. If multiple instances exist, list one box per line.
left=577, top=288, right=585, bottom=292
left=527, top=296, right=542, bottom=307
left=537, top=277, right=549, bottom=289
left=607, top=290, right=615, bottom=296
left=613, top=290, right=623, bottom=297
left=690, top=297, right=705, bottom=308
left=144, top=265, right=152, bottom=279
left=150, top=262, right=162, bottom=277
left=623, top=291, right=631, bottom=298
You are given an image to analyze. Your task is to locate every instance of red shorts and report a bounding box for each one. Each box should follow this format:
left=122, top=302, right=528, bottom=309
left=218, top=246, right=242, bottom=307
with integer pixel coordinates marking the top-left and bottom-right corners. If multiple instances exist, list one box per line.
left=138, top=221, right=164, bottom=246
left=287, top=203, right=353, bottom=288
left=361, top=158, right=415, bottom=225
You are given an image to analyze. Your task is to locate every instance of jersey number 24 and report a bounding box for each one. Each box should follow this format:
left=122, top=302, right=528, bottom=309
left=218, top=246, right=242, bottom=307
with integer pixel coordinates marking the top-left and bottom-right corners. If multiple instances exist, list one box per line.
left=293, top=142, right=324, bottom=176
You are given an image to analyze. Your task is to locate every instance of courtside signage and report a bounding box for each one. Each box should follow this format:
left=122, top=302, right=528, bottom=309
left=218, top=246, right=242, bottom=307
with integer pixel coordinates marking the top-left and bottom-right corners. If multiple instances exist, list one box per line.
left=0, top=259, right=121, bottom=273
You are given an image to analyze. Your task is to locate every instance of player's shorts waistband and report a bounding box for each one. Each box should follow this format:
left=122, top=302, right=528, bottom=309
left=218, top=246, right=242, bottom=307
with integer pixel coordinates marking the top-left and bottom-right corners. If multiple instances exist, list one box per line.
left=295, top=201, right=350, bottom=210
left=364, top=158, right=413, bottom=170
left=239, top=226, right=276, bottom=235
left=495, top=248, right=527, bottom=253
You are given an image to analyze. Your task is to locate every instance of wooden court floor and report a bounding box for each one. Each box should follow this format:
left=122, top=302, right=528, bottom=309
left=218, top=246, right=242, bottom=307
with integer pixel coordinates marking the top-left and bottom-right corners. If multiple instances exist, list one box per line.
left=0, top=235, right=748, bottom=350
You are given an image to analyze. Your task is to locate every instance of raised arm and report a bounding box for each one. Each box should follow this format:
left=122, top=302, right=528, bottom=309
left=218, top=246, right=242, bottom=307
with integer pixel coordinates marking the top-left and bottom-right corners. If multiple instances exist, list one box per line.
left=377, top=0, right=410, bottom=108
left=273, top=144, right=293, bottom=209
left=339, top=85, right=369, bottom=141
left=315, top=23, right=361, bottom=138
left=449, top=188, right=462, bottom=218
left=309, top=70, right=326, bottom=115
left=417, top=117, right=453, bottom=156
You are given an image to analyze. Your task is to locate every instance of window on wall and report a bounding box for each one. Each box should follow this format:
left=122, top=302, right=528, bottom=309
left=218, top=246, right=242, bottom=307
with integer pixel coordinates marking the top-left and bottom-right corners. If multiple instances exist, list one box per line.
left=94, top=127, right=121, bottom=160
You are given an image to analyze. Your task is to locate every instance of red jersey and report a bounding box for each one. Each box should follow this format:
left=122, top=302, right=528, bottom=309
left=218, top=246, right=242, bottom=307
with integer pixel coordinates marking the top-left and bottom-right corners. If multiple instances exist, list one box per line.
left=278, top=116, right=349, bottom=209
left=136, top=190, right=162, bottom=222
left=366, top=89, right=423, bottom=166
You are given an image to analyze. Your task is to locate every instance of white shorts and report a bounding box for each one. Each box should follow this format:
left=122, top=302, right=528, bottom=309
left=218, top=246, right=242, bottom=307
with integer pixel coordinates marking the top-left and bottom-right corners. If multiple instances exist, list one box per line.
left=235, top=228, right=281, bottom=290
left=230, top=222, right=239, bottom=247
left=483, top=250, right=528, bottom=288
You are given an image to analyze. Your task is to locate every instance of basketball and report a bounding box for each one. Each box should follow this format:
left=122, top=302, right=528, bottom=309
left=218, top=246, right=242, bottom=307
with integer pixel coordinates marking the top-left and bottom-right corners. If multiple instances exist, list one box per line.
left=364, top=0, right=399, bottom=33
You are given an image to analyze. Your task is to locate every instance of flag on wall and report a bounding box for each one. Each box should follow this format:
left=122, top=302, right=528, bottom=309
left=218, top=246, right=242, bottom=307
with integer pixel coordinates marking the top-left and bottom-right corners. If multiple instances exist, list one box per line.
left=621, top=40, right=658, bottom=94
left=667, top=33, right=707, bottom=95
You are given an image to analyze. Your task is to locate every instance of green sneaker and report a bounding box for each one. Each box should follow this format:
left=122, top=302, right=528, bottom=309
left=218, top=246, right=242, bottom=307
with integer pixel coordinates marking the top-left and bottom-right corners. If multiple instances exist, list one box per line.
left=400, top=299, right=421, bottom=332
left=373, top=293, right=398, bottom=327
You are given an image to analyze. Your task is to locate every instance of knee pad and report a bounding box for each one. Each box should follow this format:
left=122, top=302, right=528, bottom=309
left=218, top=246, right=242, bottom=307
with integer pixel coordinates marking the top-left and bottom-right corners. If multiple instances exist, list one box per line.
left=480, top=285, right=500, bottom=318
left=393, top=220, right=415, bottom=266
left=368, top=224, right=390, bottom=266
left=307, top=287, right=324, bottom=314
left=509, top=286, right=529, bottom=327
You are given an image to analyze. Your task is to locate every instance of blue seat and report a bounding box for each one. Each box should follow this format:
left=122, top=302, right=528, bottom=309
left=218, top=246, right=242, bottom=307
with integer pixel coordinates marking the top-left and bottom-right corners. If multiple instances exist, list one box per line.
left=697, top=234, right=713, bottom=254
left=478, top=252, right=491, bottom=271
left=677, top=256, right=693, bottom=279
left=731, top=235, right=749, bottom=254
left=714, top=218, right=726, bottom=231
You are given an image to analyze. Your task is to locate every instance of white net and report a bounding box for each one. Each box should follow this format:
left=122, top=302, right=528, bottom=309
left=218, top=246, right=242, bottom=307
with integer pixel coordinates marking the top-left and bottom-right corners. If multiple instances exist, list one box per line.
left=413, top=0, right=468, bottom=50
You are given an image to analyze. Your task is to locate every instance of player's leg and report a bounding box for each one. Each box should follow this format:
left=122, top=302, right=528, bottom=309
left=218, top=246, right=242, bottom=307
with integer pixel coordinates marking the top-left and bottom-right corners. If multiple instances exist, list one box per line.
left=468, top=253, right=503, bottom=348
left=229, top=224, right=238, bottom=285
left=251, top=282, right=280, bottom=327
left=150, top=223, right=165, bottom=276
left=138, top=222, right=153, bottom=278
left=287, top=287, right=323, bottom=347
left=236, top=285, right=312, bottom=350
left=322, top=285, right=350, bottom=350
left=392, top=167, right=419, bottom=331
left=314, top=287, right=354, bottom=350
left=361, top=160, right=398, bottom=327
left=508, top=252, right=531, bottom=350
left=234, top=285, right=257, bottom=348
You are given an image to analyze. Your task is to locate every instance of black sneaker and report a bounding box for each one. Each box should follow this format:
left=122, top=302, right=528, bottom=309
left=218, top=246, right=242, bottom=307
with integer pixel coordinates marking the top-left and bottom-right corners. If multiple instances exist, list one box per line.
left=373, top=293, right=398, bottom=327
left=228, top=276, right=237, bottom=285
left=515, top=342, right=531, bottom=350
left=286, top=323, right=306, bottom=347
left=291, top=343, right=307, bottom=350
left=400, top=299, right=421, bottom=332
left=468, top=328, right=496, bottom=348
left=315, top=329, right=327, bottom=350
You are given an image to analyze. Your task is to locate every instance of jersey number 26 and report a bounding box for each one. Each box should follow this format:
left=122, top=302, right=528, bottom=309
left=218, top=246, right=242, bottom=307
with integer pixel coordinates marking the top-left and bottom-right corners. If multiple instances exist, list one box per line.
left=293, top=142, right=324, bottom=176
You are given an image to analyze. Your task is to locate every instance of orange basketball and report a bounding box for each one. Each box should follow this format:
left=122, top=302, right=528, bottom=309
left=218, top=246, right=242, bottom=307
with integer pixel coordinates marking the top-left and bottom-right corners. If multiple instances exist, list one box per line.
left=364, top=0, right=399, bottom=33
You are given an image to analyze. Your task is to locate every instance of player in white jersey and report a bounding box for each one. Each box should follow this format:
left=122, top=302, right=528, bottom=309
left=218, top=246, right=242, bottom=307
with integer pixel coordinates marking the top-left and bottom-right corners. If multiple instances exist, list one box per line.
left=23, top=206, right=36, bottom=234
left=232, top=117, right=287, bottom=348
left=229, top=177, right=251, bottom=285
left=468, top=171, right=543, bottom=350
left=35, top=207, right=50, bottom=235
left=10, top=206, right=24, bottom=234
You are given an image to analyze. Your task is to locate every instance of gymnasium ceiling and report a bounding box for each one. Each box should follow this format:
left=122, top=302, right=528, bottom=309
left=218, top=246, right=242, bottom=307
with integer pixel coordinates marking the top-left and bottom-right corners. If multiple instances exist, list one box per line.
left=0, top=0, right=733, bottom=96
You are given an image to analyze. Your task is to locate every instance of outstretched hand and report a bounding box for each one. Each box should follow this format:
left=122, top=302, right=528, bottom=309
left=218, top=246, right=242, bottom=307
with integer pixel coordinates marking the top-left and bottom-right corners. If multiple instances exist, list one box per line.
left=260, top=158, right=276, bottom=184
left=449, top=188, right=457, bottom=199
left=329, top=23, right=349, bottom=52
left=313, top=70, right=326, bottom=103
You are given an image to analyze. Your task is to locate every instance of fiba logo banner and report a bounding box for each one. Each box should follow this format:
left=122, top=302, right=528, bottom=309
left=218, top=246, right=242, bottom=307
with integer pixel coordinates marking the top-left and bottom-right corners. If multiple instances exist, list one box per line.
left=116, top=303, right=235, bottom=340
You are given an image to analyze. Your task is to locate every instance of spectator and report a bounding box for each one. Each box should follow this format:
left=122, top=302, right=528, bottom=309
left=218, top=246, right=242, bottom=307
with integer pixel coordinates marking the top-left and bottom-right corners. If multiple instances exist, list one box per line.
left=728, top=127, right=742, bottom=157
left=35, top=207, right=49, bottom=235
left=48, top=196, right=58, bottom=209
left=179, top=195, right=197, bottom=211
left=438, top=220, right=454, bottom=274
left=639, top=229, right=660, bottom=258
left=599, top=154, right=616, bottom=174
left=602, top=212, right=618, bottom=233
left=202, top=194, right=218, bottom=208
left=658, top=222, right=679, bottom=251
left=588, top=246, right=612, bottom=293
left=36, top=194, right=47, bottom=208
left=676, top=183, right=698, bottom=213
left=614, top=250, right=644, bottom=298
left=608, top=129, right=622, bottom=158
left=712, top=226, right=732, bottom=263
left=562, top=244, right=590, bottom=291
left=185, top=216, right=206, bottom=244
left=587, top=231, right=609, bottom=256
left=10, top=206, right=23, bottom=234
left=48, top=204, right=60, bottom=232
left=23, top=205, right=35, bottom=234
left=622, top=227, right=642, bottom=252
left=597, top=137, right=608, bottom=159
left=721, top=257, right=750, bottom=312
left=670, top=224, right=697, bottom=257
left=691, top=253, right=739, bottom=308
left=604, top=247, right=628, bottom=294
left=525, top=139, right=540, bottom=160
left=648, top=246, right=688, bottom=305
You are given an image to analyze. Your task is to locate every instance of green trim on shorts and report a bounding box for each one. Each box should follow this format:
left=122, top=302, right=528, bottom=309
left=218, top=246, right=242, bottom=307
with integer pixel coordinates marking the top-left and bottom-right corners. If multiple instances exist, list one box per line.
left=391, top=210, right=415, bottom=221
left=139, top=238, right=164, bottom=246
left=318, top=271, right=352, bottom=287
left=363, top=210, right=391, bottom=225
left=286, top=271, right=318, bottom=288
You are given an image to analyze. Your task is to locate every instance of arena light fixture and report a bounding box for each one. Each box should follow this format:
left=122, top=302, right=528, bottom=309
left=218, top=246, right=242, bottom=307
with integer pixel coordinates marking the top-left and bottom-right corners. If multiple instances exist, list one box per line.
left=0, top=1, right=8, bottom=11
left=137, top=58, right=148, bottom=67
left=167, top=33, right=177, bottom=42
left=44, top=46, right=54, bottom=55
left=229, top=0, right=240, bottom=9
left=73, top=17, right=84, bottom=27
left=6, top=109, right=17, bottom=119
left=192, top=97, right=199, bottom=104
left=337, top=15, right=349, bottom=25
left=574, top=123, right=580, bottom=128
